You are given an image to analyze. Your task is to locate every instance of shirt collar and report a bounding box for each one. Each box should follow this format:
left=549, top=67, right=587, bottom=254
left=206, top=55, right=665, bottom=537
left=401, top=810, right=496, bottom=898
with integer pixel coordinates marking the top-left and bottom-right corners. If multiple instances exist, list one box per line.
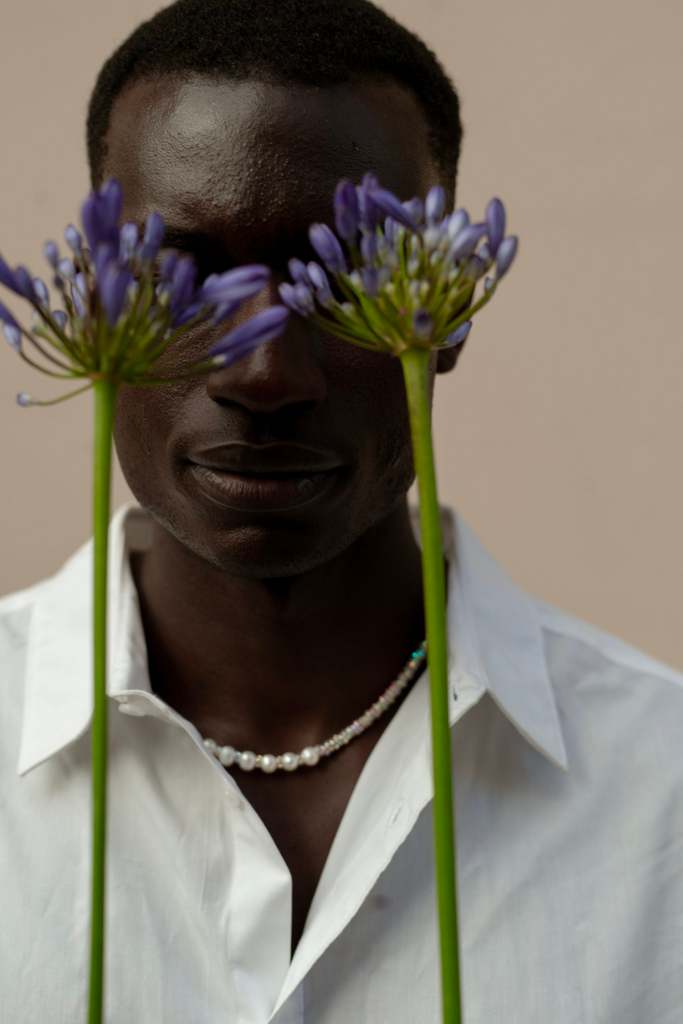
left=17, top=502, right=567, bottom=776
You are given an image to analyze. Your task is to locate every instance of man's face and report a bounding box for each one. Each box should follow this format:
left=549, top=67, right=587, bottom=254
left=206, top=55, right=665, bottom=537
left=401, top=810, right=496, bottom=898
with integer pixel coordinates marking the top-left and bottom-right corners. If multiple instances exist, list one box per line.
left=104, top=75, right=459, bottom=577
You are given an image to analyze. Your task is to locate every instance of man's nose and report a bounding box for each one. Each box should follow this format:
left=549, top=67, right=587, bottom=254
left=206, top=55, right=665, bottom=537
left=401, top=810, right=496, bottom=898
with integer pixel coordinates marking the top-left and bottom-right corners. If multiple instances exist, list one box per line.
left=204, top=284, right=327, bottom=416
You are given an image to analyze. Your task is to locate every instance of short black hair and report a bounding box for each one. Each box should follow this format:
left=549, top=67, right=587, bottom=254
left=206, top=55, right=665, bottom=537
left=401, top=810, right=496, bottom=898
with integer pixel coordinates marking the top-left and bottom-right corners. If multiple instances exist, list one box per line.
left=87, top=0, right=462, bottom=191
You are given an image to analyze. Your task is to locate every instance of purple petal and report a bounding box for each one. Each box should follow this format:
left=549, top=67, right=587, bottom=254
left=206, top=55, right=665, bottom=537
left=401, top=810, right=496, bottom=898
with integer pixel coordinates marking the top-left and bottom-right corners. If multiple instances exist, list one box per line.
left=119, top=222, right=139, bottom=262
left=65, top=224, right=83, bottom=255
left=367, top=188, right=417, bottom=232
left=100, top=179, right=123, bottom=231
left=444, top=321, right=472, bottom=346
left=200, top=264, right=270, bottom=306
left=138, top=211, right=165, bottom=262
left=209, top=305, right=290, bottom=363
left=170, top=257, right=197, bottom=314
left=71, top=281, right=86, bottom=318
left=425, top=187, right=446, bottom=227
left=81, top=193, right=114, bottom=252
left=93, top=243, right=117, bottom=283
left=3, top=323, right=21, bottom=350
left=0, top=300, right=19, bottom=327
left=33, top=278, right=49, bottom=307
left=356, top=186, right=381, bottom=232
left=334, top=179, right=360, bottom=243
left=486, top=198, right=506, bottom=257
left=403, top=197, right=424, bottom=225
left=287, top=258, right=310, bottom=285
left=100, top=262, right=131, bottom=327
left=308, top=223, right=346, bottom=275
left=12, top=267, right=36, bottom=301
left=495, top=236, right=518, bottom=278
left=43, top=241, right=59, bottom=269
left=278, top=282, right=314, bottom=316
left=448, top=223, right=487, bottom=263
left=446, top=209, right=469, bottom=240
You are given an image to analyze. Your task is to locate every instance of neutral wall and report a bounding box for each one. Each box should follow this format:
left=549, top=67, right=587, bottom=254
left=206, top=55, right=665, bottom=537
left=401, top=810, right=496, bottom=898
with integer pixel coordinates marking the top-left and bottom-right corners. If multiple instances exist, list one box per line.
left=1, top=0, right=681, bottom=668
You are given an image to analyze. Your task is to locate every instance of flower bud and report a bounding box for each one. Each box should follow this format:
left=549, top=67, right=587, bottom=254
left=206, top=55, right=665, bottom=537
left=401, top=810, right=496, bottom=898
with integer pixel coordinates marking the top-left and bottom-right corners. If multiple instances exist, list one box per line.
left=209, top=305, right=289, bottom=365
left=138, top=211, right=165, bottom=262
left=448, top=223, right=487, bottom=264
left=65, top=225, right=83, bottom=255
left=486, top=198, right=506, bottom=257
left=53, top=310, right=68, bottom=330
left=33, top=278, right=49, bottom=308
left=58, top=258, right=76, bottom=281
left=119, top=222, right=139, bottom=263
left=443, top=321, right=472, bottom=347
left=16, top=392, right=35, bottom=406
left=43, top=241, right=59, bottom=268
left=360, top=232, right=378, bottom=265
left=425, top=186, right=446, bottom=227
left=279, top=282, right=314, bottom=316
left=412, top=308, right=434, bottom=339
left=309, top=223, right=346, bottom=275
left=288, top=258, right=311, bottom=285
left=3, top=323, right=21, bottom=350
left=495, top=236, right=518, bottom=278
left=446, top=209, right=469, bottom=240
left=368, top=188, right=418, bottom=231
left=334, top=179, right=360, bottom=243
left=403, top=197, right=424, bottom=225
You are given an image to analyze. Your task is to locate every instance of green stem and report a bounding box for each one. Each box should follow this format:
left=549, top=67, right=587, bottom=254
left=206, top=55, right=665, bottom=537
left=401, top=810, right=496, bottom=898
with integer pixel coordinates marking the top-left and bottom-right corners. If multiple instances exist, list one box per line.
left=88, top=379, right=118, bottom=1024
left=399, top=347, right=462, bottom=1024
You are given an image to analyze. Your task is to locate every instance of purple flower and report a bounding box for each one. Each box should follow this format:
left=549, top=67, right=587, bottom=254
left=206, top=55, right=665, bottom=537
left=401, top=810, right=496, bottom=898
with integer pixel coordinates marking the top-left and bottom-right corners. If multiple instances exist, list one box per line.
left=99, top=261, right=131, bottom=327
left=309, top=223, right=346, bottom=275
left=366, top=188, right=417, bottom=232
left=334, top=179, right=360, bottom=243
left=486, top=198, right=506, bottom=258
left=209, top=305, right=290, bottom=366
left=495, top=236, right=518, bottom=278
left=448, top=223, right=487, bottom=263
left=44, top=242, right=59, bottom=268
left=425, top=187, right=446, bottom=227
left=279, top=282, right=314, bottom=316
left=119, top=223, right=139, bottom=263
left=137, top=212, right=165, bottom=262
left=53, top=310, right=68, bottom=330
left=200, top=265, right=270, bottom=306
left=287, top=258, right=310, bottom=285
left=444, top=321, right=472, bottom=346
left=3, top=323, right=21, bottom=350
left=413, top=308, right=434, bottom=339
left=65, top=225, right=83, bottom=255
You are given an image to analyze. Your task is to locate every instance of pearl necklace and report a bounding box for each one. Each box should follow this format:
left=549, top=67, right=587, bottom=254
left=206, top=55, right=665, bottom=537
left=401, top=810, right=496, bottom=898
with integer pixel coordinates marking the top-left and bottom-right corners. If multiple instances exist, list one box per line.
left=202, top=639, right=427, bottom=773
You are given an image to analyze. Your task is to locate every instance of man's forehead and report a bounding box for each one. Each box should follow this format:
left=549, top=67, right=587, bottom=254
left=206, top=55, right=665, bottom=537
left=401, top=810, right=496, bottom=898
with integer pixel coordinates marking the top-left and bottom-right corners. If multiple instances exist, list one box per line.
left=103, top=74, right=438, bottom=236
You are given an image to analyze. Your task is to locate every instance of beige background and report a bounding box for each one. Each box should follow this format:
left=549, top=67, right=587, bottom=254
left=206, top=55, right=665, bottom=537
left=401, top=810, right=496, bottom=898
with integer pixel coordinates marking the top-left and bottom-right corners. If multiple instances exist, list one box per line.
left=1, top=0, right=681, bottom=668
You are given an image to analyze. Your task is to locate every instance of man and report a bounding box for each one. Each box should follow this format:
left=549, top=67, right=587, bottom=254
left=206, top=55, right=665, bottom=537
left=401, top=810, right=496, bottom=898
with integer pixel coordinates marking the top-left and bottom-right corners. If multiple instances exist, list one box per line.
left=2, top=0, right=682, bottom=1021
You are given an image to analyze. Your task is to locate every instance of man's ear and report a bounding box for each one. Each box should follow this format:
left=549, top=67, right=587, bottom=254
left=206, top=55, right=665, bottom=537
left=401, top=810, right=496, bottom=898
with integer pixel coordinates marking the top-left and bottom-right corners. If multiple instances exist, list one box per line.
left=436, top=338, right=467, bottom=374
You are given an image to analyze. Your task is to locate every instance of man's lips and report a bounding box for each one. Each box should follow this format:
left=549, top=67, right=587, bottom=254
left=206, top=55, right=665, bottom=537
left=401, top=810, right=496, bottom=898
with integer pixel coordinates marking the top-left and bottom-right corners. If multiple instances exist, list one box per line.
left=186, top=442, right=345, bottom=512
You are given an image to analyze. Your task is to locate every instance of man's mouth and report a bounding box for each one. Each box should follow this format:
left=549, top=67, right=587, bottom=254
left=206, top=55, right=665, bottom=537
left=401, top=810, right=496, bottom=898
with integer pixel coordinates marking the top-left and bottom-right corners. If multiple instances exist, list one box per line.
left=187, top=442, right=345, bottom=512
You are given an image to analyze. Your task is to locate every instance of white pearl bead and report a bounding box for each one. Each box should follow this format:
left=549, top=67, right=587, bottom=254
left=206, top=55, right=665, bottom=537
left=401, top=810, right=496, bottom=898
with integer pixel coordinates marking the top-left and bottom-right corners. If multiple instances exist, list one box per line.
left=281, top=752, right=300, bottom=772
left=218, top=745, right=236, bottom=767
left=238, top=750, right=256, bottom=771
left=203, top=738, right=218, bottom=753
left=260, top=754, right=278, bottom=773
left=300, top=746, right=320, bottom=767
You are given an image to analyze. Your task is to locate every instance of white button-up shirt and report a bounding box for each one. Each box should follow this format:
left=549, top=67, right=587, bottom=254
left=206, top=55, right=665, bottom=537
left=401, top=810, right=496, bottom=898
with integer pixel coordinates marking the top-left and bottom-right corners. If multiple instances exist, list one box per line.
left=2, top=502, right=682, bottom=1023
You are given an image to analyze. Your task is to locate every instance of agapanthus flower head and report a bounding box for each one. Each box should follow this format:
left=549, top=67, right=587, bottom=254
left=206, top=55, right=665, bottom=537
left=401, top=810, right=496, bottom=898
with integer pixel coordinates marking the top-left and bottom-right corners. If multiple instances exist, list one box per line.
left=0, top=178, right=289, bottom=406
left=279, top=174, right=518, bottom=355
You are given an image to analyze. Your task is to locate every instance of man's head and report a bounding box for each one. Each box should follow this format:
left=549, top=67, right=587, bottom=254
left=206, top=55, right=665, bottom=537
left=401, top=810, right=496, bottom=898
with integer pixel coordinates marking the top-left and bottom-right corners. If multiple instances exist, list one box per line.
left=88, top=0, right=466, bottom=579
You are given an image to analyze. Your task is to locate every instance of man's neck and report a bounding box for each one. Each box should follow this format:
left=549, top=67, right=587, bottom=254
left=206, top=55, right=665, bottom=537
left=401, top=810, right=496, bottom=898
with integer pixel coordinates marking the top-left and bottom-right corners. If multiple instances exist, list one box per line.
left=130, top=501, right=427, bottom=754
